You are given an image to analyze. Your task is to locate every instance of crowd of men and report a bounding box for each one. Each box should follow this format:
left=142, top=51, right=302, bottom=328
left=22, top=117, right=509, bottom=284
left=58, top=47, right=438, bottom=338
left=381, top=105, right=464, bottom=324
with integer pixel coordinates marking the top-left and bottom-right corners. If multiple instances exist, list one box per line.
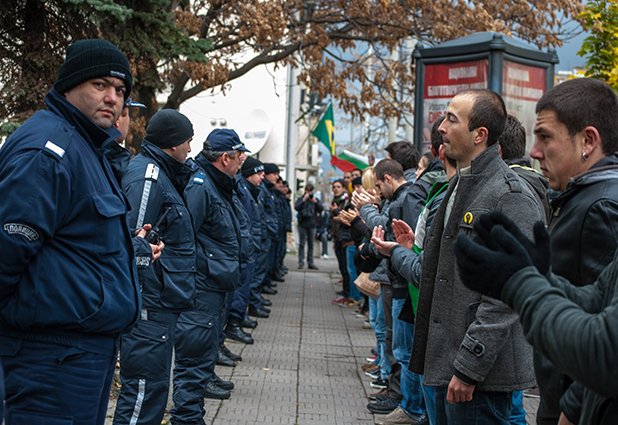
left=1, top=37, right=618, bottom=425
left=341, top=79, right=618, bottom=425
left=0, top=39, right=292, bottom=425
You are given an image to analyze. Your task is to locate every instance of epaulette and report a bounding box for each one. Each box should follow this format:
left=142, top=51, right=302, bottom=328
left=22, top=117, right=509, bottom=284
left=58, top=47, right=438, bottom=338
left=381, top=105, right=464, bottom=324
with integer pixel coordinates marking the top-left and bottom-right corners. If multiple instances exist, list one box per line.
left=504, top=170, right=523, bottom=193
left=145, top=163, right=160, bottom=181
left=193, top=171, right=206, bottom=185
left=41, top=128, right=74, bottom=161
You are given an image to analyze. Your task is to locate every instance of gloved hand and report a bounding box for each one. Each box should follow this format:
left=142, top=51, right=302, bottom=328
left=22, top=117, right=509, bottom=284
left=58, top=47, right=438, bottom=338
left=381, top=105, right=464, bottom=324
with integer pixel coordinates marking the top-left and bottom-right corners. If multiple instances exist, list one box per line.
left=474, top=212, right=551, bottom=275
left=454, top=224, right=533, bottom=300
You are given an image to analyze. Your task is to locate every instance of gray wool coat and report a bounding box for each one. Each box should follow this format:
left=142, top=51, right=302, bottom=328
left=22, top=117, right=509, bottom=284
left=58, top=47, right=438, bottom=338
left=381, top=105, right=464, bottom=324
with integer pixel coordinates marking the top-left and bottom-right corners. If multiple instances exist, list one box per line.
left=410, top=144, right=541, bottom=392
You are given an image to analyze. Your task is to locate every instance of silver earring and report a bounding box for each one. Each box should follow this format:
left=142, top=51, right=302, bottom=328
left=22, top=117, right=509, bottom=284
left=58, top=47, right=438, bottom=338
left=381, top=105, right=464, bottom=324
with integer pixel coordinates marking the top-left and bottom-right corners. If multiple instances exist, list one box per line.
left=582, top=151, right=589, bottom=161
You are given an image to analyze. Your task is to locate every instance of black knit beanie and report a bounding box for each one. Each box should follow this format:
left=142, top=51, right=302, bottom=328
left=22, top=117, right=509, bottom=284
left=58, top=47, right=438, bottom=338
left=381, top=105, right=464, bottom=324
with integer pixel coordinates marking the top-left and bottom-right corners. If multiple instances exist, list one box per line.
left=145, top=109, right=194, bottom=149
left=54, top=39, right=132, bottom=99
left=241, top=156, right=265, bottom=177
left=263, top=163, right=280, bottom=175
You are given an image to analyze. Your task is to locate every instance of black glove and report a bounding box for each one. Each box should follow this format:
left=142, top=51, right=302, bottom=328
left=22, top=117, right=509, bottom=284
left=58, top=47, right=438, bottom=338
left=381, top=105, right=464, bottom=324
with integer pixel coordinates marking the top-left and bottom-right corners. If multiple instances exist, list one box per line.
left=454, top=225, right=533, bottom=300
left=474, top=212, right=551, bottom=275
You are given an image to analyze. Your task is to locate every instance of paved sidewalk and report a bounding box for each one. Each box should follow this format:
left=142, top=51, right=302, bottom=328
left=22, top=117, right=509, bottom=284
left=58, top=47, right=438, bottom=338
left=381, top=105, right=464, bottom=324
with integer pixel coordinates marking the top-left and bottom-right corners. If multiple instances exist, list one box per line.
left=107, top=254, right=539, bottom=424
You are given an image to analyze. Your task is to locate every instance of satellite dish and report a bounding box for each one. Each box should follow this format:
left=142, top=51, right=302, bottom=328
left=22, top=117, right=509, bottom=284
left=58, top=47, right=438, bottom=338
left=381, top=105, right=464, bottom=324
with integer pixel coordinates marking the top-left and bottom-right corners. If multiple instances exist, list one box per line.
left=239, top=109, right=271, bottom=154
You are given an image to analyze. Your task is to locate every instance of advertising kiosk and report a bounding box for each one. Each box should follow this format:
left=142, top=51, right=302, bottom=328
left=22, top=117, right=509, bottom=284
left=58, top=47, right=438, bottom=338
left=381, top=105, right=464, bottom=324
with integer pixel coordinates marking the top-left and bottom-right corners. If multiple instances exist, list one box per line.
left=413, top=32, right=558, bottom=153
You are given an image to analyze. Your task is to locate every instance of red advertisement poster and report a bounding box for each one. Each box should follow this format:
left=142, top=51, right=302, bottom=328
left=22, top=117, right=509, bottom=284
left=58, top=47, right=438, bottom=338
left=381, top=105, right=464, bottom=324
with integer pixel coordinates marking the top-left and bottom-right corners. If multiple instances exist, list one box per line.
left=422, top=60, right=489, bottom=150
left=502, top=61, right=547, bottom=152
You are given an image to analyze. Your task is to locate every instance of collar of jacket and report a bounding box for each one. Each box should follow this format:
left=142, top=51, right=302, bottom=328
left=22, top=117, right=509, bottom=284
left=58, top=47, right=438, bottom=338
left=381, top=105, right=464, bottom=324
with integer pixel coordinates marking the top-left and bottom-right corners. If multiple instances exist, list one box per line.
left=392, top=180, right=413, bottom=201
left=466, top=143, right=502, bottom=176
left=240, top=175, right=261, bottom=200
left=45, top=88, right=120, bottom=152
left=553, top=152, right=618, bottom=207
left=141, top=140, right=193, bottom=193
left=195, top=152, right=235, bottom=204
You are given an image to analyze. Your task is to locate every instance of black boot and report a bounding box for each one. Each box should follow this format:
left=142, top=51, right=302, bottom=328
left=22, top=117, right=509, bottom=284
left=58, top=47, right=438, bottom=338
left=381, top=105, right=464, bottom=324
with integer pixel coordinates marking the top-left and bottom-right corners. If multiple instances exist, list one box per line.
left=220, top=344, right=242, bottom=362
left=204, top=379, right=231, bottom=399
left=260, top=298, right=272, bottom=307
left=216, top=350, right=237, bottom=367
left=212, top=373, right=234, bottom=391
left=224, top=319, right=254, bottom=344
left=240, top=317, right=258, bottom=329
left=248, top=306, right=270, bottom=318
left=261, top=286, right=277, bottom=295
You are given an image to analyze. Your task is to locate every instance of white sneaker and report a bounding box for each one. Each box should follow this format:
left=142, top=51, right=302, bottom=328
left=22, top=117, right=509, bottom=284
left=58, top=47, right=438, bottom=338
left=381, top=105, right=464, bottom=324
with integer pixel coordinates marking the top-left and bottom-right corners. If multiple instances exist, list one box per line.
left=322, top=254, right=329, bottom=259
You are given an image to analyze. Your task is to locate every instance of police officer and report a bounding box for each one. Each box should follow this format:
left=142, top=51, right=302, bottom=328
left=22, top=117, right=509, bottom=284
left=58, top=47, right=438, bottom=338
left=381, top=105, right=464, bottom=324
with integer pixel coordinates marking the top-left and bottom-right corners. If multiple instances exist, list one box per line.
left=113, top=109, right=197, bottom=425
left=224, top=157, right=265, bottom=344
left=172, top=128, right=249, bottom=424
left=102, top=97, right=146, bottom=182
left=0, top=39, right=144, bottom=425
left=259, top=163, right=283, bottom=297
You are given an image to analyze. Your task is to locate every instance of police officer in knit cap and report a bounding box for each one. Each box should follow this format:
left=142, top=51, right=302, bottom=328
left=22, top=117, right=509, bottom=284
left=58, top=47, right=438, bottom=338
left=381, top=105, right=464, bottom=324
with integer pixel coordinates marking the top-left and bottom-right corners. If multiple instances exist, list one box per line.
left=0, top=39, right=145, bottom=425
left=172, top=128, right=249, bottom=422
left=259, top=163, right=284, bottom=295
left=239, top=157, right=275, bottom=319
left=224, top=156, right=267, bottom=345
left=113, top=109, right=197, bottom=424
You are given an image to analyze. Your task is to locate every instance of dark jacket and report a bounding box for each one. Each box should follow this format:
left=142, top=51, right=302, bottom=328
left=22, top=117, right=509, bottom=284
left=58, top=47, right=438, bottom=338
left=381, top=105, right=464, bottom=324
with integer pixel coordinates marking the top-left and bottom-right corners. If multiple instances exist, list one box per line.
left=506, top=158, right=550, bottom=222
left=330, top=192, right=352, bottom=243
left=0, top=89, right=140, bottom=351
left=184, top=154, right=242, bottom=292
left=259, top=181, right=279, bottom=239
left=234, top=175, right=257, bottom=264
left=102, top=139, right=132, bottom=183
left=534, top=153, right=618, bottom=424
left=411, top=144, right=541, bottom=391
left=122, top=141, right=196, bottom=312
left=504, top=255, right=618, bottom=425
left=275, top=190, right=292, bottom=233
left=295, top=195, right=323, bottom=228
left=359, top=198, right=391, bottom=284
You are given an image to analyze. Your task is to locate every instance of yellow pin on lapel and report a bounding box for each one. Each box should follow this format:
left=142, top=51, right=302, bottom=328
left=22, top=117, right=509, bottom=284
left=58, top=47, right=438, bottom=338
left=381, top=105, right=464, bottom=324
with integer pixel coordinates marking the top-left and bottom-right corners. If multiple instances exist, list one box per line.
left=463, top=212, right=474, bottom=225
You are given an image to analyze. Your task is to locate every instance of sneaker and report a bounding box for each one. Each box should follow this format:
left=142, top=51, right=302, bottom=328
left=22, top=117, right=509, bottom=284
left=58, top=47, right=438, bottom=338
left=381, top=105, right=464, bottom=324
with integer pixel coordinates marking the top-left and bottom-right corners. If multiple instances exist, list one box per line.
left=367, top=395, right=400, bottom=414
left=322, top=254, right=329, bottom=259
left=365, top=369, right=380, bottom=379
left=366, top=354, right=378, bottom=363
left=363, top=320, right=372, bottom=329
left=331, top=296, right=348, bottom=305
left=361, top=363, right=380, bottom=373
left=368, top=388, right=390, bottom=402
left=375, top=406, right=429, bottom=425
left=298, top=263, right=304, bottom=269
left=370, top=378, right=388, bottom=389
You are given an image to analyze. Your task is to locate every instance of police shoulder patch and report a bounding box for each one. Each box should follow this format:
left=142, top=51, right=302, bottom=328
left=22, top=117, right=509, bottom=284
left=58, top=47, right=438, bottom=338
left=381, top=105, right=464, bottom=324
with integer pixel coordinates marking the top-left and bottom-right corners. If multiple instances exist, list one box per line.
left=145, top=163, right=160, bottom=181
left=193, top=172, right=206, bottom=185
left=4, top=223, right=40, bottom=241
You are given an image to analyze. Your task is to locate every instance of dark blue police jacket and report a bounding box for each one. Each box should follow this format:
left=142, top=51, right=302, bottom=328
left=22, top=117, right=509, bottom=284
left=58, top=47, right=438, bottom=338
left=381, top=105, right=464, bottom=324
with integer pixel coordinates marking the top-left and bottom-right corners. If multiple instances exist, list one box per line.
left=259, top=180, right=279, bottom=239
left=233, top=178, right=255, bottom=265
left=236, top=175, right=263, bottom=261
left=122, top=141, right=197, bottom=312
left=184, top=154, right=241, bottom=292
left=0, top=89, right=141, bottom=352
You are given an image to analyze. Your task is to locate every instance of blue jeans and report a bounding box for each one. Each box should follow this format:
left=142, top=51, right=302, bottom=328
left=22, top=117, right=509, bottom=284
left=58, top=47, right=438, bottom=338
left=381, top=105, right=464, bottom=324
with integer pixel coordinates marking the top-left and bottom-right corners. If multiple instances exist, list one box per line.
left=434, top=386, right=512, bottom=425
left=509, top=390, right=526, bottom=425
left=1, top=337, right=116, bottom=425
left=421, top=380, right=436, bottom=425
left=346, top=245, right=362, bottom=300
left=392, top=297, right=424, bottom=415
left=375, top=291, right=391, bottom=380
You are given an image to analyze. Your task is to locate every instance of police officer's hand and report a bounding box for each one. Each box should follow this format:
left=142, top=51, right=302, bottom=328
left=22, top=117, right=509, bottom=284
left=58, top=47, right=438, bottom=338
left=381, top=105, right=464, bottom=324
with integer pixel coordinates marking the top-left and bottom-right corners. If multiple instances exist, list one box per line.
left=453, top=224, right=533, bottom=300
left=136, top=224, right=165, bottom=262
left=474, top=212, right=551, bottom=275
left=151, top=240, right=164, bottom=262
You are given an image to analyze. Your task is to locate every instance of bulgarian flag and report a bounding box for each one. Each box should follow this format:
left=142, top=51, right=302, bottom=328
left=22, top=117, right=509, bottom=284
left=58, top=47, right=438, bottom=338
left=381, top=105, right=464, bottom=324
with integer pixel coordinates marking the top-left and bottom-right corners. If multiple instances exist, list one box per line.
left=312, top=103, right=335, bottom=155
left=312, top=102, right=369, bottom=172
